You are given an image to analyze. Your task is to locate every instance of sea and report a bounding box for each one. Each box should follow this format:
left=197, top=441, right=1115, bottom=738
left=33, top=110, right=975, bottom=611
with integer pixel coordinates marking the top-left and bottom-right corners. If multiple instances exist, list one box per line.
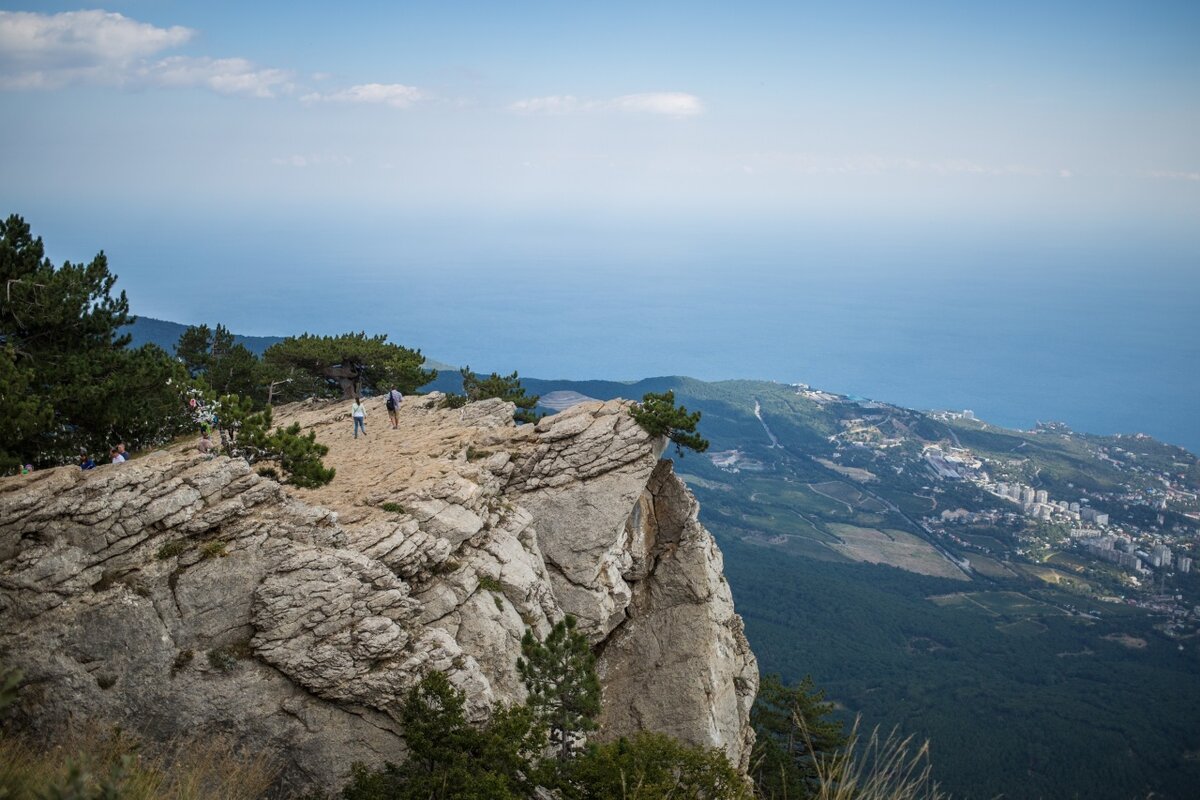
left=72, top=209, right=1200, bottom=455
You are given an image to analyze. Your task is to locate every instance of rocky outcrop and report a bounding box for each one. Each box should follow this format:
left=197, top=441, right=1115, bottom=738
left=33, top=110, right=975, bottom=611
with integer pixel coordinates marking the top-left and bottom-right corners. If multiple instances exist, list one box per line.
left=596, top=461, right=758, bottom=768
left=0, top=395, right=757, bottom=791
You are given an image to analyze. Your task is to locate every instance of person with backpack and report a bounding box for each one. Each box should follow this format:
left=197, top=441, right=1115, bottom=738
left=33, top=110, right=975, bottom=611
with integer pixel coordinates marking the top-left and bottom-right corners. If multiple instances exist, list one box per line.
left=352, top=397, right=368, bottom=439
left=385, top=385, right=403, bottom=429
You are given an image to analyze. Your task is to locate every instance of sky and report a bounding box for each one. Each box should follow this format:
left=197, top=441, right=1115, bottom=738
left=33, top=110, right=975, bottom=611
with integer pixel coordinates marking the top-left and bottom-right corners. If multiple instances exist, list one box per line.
left=2, top=2, right=1199, bottom=444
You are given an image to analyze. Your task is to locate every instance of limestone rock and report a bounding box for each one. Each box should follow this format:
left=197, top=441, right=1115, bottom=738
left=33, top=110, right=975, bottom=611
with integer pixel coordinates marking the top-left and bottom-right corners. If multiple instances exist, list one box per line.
left=0, top=395, right=757, bottom=792
left=595, top=461, right=759, bottom=770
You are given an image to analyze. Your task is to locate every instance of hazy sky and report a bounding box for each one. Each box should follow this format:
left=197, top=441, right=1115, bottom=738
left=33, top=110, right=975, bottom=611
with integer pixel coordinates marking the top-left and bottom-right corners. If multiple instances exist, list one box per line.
left=1, top=3, right=1198, bottom=432
left=4, top=1, right=1197, bottom=222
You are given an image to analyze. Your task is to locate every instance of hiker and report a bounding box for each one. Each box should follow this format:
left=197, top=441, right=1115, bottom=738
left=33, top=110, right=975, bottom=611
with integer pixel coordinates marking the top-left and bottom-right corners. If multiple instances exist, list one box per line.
left=79, top=453, right=96, bottom=470
left=197, top=431, right=213, bottom=455
left=386, top=385, right=403, bottom=429
left=20, top=464, right=32, bottom=475
left=352, top=397, right=367, bottom=439
left=115, top=443, right=129, bottom=462
left=110, top=448, right=123, bottom=464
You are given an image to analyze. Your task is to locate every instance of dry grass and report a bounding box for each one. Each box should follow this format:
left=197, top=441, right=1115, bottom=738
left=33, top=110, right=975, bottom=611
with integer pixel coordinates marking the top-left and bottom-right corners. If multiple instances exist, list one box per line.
left=0, top=724, right=280, bottom=800
left=807, top=717, right=947, bottom=800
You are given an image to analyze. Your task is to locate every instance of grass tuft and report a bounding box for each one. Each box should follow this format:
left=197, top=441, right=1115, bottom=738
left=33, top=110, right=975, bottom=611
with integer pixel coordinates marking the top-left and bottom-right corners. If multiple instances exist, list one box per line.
left=477, top=575, right=504, bottom=593
left=199, top=540, right=227, bottom=560
left=156, top=540, right=188, bottom=560
left=808, top=716, right=945, bottom=800
left=0, top=724, right=279, bottom=800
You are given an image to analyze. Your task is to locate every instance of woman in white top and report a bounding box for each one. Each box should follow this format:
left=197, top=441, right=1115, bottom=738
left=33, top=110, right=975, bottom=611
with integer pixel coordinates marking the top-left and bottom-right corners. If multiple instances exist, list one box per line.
left=351, top=398, right=367, bottom=439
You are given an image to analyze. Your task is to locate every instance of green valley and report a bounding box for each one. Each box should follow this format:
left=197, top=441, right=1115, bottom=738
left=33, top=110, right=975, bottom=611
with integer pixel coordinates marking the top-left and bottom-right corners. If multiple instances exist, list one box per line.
left=523, top=376, right=1200, bottom=799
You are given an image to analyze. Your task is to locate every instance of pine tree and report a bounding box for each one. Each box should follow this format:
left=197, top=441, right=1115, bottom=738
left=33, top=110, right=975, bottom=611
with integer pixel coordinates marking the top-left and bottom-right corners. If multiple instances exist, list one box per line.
left=517, top=615, right=601, bottom=763
left=263, top=332, right=434, bottom=400
left=460, top=366, right=541, bottom=424
left=750, top=674, right=848, bottom=799
left=215, top=394, right=334, bottom=487
left=0, top=345, right=51, bottom=472
left=176, top=323, right=262, bottom=399
left=341, top=671, right=543, bottom=800
left=629, top=390, right=709, bottom=456
left=0, top=214, right=191, bottom=468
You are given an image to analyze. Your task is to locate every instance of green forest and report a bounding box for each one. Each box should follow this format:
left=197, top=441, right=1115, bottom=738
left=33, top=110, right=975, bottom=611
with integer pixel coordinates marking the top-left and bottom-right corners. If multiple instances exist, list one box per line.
left=522, top=375, right=1200, bottom=799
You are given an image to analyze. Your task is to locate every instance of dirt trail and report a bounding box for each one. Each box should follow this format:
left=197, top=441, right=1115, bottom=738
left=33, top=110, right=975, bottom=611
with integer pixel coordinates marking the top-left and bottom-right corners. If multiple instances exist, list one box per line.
left=272, top=397, right=500, bottom=523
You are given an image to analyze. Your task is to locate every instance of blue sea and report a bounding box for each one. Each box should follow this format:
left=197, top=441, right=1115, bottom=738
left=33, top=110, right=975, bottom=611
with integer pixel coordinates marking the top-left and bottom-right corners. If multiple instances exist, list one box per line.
left=49, top=208, right=1200, bottom=454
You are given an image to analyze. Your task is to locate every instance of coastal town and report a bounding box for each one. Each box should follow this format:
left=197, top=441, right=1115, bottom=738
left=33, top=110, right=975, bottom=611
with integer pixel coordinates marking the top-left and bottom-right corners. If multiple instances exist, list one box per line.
left=915, top=414, right=1199, bottom=624
left=792, top=391, right=1200, bottom=628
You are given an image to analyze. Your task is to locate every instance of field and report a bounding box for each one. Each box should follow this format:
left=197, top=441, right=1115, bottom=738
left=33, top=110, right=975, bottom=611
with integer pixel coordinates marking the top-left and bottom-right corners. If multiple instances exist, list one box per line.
left=967, top=554, right=1020, bottom=579
left=827, top=524, right=967, bottom=580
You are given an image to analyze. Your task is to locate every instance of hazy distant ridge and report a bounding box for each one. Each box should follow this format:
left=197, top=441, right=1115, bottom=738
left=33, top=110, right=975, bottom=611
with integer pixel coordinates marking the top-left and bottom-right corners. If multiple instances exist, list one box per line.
left=124, top=316, right=284, bottom=356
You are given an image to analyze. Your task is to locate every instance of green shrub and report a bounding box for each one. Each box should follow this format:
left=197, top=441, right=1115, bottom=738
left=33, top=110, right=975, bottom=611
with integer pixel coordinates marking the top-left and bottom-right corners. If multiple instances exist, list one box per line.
left=341, top=672, right=544, bottom=800
left=561, top=731, right=753, bottom=800
left=216, top=395, right=335, bottom=488
left=459, top=367, right=540, bottom=424
left=200, top=540, right=227, bottom=560
left=439, top=393, right=468, bottom=409
left=477, top=575, right=504, bottom=593
left=155, top=540, right=188, bottom=560
left=380, top=502, right=406, bottom=514
left=465, top=446, right=492, bottom=461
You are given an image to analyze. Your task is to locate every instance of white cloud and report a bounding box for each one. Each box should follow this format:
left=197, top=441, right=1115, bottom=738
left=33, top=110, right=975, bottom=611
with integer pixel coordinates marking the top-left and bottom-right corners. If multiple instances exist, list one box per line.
left=508, top=94, right=582, bottom=115
left=0, top=10, right=192, bottom=89
left=509, top=91, right=703, bottom=117
left=139, top=56, right=292, bottom=98
left=302, top=83, right=425, bottom=108
left=0, top=9, right=292, bottom=97
left=1145, top=170, right=1200, bottom=181
left=608, top=92, right=703, bottom=116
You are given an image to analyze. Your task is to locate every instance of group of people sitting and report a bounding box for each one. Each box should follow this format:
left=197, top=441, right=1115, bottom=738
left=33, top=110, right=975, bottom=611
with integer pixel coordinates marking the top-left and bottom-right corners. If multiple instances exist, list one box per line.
left=73, top=442, right=130, bottom=470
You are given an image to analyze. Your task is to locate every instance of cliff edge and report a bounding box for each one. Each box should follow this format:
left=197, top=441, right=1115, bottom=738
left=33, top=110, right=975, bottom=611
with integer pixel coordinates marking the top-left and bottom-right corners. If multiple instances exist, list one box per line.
left=0, top=395, right=757, bottom=791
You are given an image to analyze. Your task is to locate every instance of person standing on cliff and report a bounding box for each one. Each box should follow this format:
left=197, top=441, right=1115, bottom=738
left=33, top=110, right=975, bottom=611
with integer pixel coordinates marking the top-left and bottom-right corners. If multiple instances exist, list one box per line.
left=386, top=385, right=403, bottom=429
left=352, top=397, right=367, bottom=439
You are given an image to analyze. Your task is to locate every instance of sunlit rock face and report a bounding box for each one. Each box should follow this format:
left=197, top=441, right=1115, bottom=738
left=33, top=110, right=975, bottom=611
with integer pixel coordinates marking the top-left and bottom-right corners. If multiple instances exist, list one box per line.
left=0, top=395, right=757, bottom=791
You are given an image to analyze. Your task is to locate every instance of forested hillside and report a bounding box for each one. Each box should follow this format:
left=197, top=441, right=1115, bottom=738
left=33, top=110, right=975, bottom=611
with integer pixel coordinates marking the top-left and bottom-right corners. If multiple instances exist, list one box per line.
left=524, top=376, right=1200, bottom=799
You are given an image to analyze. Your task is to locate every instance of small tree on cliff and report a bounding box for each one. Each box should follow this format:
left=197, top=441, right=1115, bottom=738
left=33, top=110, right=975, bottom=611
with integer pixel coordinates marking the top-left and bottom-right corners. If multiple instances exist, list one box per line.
left=215, top=394, right=335, bottom=487
left=630, top=390, right=709, bottom=457
left=262, top=332, right=434, bottom=400
left=750, top=674, right=848, bottom=799
left=460, top=365, right=540, bottom=423
left=517, top=615, right=601, bottom=764
left=341, top=670, right=543, bottom=800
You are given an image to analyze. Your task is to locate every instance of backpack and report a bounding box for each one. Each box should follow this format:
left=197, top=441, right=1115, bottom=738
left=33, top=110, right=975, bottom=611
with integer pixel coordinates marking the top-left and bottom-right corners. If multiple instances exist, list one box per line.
left=386, top=396, right=396, bottom=411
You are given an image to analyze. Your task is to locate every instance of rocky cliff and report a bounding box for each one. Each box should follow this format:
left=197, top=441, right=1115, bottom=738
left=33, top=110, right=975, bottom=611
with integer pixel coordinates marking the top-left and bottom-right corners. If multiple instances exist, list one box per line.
left=0, top=395, right=757, bottom=792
